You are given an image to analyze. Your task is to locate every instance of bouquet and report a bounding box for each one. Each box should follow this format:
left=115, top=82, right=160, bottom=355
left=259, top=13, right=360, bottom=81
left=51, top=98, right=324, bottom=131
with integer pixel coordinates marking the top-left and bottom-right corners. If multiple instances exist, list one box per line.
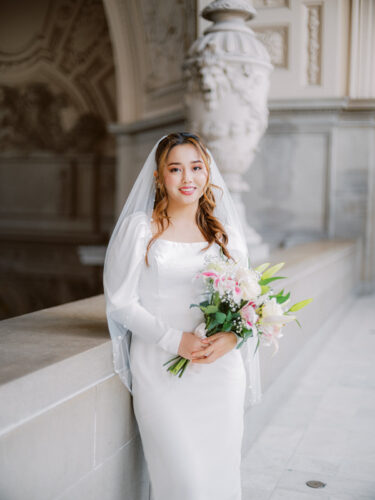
left=163, top=254, right=313, bottom=377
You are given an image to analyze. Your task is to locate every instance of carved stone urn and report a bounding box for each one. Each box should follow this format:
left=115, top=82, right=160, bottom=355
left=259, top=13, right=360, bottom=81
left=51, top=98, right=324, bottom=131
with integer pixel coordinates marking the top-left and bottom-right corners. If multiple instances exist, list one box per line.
left=183, top=0, right=273, bottom=261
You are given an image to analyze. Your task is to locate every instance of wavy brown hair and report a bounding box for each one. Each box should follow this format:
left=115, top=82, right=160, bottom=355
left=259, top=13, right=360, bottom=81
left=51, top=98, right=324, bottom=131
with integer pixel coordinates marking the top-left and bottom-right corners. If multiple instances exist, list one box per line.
left=145, top=132, right=234, bottom=266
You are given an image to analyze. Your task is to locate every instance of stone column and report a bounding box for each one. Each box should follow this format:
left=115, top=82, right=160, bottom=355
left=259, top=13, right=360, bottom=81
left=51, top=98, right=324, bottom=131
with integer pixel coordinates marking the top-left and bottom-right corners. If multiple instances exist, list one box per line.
left=183, top=0, right=273, bottom=262
left=349, top=0, right=375, bottom=99
left=349, top=0, right=375, bottom=292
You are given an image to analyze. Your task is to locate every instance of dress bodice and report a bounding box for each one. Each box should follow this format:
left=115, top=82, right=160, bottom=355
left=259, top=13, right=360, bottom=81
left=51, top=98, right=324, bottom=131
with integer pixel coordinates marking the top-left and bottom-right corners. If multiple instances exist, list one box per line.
left=139, top=238, right=221, bottom=334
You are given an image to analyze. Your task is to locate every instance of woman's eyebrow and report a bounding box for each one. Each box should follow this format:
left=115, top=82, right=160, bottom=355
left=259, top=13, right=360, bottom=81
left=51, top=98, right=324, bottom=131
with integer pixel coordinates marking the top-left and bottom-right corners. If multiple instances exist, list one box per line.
left=167, top=160, right=203, bottom=166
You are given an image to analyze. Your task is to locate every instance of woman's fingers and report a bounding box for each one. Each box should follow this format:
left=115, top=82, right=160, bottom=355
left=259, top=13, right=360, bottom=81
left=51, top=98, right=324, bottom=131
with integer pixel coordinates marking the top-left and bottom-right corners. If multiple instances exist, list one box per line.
left=190, top=333, right=228, bottom=362
left=201, top=333, right=224, bottom=343
left=191, top=343, right=212, bottom=358
left=192, top=333, right=234, bottom=363
left=191, top=350, right=215, bottom=363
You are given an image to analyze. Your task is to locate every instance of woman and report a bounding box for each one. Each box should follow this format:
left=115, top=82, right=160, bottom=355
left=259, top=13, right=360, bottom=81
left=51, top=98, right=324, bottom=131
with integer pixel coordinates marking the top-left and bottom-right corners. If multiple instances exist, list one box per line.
left=103, top=132, right=261, bottom=500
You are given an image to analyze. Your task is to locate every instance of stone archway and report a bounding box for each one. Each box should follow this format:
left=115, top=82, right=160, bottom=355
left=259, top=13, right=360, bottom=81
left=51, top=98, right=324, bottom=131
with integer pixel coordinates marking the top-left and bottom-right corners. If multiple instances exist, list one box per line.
left=0, top=0, right=118, bottom=318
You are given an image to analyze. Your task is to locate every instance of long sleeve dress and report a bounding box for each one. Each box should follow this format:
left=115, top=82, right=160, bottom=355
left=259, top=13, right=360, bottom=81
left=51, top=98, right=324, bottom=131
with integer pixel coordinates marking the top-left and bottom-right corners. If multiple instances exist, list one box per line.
left=107, top=211, right=247, bottom=500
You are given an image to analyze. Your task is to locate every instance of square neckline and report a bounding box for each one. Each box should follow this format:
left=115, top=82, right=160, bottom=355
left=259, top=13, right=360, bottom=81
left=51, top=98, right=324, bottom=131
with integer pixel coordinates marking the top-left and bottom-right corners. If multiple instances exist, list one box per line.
left=156, top=238, right=208, bottom=245
left=148, top=217, right=209, bottom=245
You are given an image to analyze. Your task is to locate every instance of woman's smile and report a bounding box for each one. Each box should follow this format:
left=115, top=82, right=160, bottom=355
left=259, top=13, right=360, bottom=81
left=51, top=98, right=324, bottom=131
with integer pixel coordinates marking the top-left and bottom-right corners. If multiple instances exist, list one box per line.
left=179, top=186, right=196, bottom=195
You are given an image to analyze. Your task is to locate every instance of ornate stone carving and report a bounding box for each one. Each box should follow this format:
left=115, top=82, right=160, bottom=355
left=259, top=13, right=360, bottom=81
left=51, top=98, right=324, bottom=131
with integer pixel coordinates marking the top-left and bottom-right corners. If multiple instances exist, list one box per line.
left=306, top=5, right=322, bottom=85
left=253, top=26, right=288, bottom=68
left=60, top=1, right=109, bottom=73
left=0, top=0, right=116, bottom=121
left=202, top=0, right=256, bottom=18
left=140, top=0, right=196, bottom=92
left=183, top=0, right=272, bottom=258
left=0, top=83, right=107, bottom=153
left=0, top=1, right=115, bottom=319
left=253, top=0, right=289, bottom=7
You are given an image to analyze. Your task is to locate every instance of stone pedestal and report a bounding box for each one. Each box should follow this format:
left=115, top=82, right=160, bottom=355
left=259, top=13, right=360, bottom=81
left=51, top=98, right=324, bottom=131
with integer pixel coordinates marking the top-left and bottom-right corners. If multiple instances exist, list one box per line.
left=183, top=0, right=273, bottom=262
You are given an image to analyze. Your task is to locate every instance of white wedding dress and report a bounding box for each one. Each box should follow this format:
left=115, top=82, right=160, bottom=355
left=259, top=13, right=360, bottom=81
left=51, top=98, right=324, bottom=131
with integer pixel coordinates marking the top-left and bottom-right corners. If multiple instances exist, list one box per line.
left=119, top=212, right=247, bottom=500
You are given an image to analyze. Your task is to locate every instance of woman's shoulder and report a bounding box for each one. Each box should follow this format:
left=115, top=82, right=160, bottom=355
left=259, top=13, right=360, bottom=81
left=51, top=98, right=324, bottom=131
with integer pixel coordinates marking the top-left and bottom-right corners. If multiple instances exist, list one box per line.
left=125, top=211, right=149, bottom=225
left=118, top=211, right=152, bottom=238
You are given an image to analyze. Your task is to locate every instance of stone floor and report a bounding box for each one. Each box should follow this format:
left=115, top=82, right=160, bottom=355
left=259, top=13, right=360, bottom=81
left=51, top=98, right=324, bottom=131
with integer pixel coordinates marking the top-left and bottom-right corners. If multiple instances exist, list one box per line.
left=241, top=293, right=375, bottom=500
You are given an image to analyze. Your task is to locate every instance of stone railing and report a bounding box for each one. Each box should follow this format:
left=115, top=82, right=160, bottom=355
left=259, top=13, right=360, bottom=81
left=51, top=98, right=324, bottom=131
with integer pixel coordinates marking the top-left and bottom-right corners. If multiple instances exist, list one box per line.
left=0, top=239, right=361, bottom=500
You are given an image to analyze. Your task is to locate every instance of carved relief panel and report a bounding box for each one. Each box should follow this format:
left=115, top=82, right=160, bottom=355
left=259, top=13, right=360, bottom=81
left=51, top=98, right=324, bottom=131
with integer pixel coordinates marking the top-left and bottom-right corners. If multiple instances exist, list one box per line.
left=140, top=0, right=197, bottom=94
left=253, top=26, right=289, bottom=68
left=254, top=0, right=289, bottom=8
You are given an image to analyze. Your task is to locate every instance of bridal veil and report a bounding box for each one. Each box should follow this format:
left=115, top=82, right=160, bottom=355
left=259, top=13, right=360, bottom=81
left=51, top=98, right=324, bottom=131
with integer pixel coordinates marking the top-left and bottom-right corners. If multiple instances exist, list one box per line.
left=103, top=134, right=262, bottom=406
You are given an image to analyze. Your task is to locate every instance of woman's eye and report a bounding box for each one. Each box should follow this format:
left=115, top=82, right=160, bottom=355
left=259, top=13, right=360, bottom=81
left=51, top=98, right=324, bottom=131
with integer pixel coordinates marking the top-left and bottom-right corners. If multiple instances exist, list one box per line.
left=193, top=166, right=202, bottom=171
left=170, top=168, right=180, bottom=173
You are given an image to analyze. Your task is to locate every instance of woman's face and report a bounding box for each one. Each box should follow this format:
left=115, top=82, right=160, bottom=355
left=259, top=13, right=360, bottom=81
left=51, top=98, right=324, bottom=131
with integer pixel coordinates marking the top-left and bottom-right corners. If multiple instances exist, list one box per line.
left=161, top=143, right=208, bottom=207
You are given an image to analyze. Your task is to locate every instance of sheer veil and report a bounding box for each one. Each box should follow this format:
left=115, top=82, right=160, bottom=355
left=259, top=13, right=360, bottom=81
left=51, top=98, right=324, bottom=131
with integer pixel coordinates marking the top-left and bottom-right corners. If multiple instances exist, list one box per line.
left=103, top=134, right=262, bottom=407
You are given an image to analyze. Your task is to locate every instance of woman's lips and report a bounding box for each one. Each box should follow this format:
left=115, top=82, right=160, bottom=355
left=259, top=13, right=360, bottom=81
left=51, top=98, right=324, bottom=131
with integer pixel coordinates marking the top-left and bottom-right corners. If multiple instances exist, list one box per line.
left=179, top=187, right=196, bottom=195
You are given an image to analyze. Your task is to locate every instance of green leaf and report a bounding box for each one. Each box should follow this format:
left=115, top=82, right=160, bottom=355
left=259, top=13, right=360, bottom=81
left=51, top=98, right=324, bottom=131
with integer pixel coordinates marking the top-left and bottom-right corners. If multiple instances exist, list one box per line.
left=260, top=284, right=270, bottom=295
left=259, top=276, right=286, bottom=286
left=189, top=303, right=199, bottom=309
left=261, top=262, right=285, bottom=280
left=295, top=318, right=302, bottom=328
left=255, top=262, right=271, bottom=274
left=276, top=292, right=291, bottom=304
left=215, top=311, right=226, bottom=323
left=213, top=291, right=220, bottom=306
left=236, top=338, right=245, bottom=349
left=202, top=305, right=218, bottom=314
left=207, top=319, right=219, bottom=332
left=254, top=336, right=260, bottom=355
left=271, top=288, right=284, bottom=298
left=288, top=298, right=313, bottom=312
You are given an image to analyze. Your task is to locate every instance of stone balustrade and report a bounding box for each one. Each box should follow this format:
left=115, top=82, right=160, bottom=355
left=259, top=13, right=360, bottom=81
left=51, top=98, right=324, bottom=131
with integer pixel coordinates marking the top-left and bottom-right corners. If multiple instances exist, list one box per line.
left=0, top=239, right=361, bottom=500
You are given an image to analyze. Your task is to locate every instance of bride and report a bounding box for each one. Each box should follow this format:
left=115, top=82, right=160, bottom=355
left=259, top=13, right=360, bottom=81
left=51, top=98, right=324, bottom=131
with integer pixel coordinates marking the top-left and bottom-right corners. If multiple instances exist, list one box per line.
left=103, top=132, right=261, bottom=500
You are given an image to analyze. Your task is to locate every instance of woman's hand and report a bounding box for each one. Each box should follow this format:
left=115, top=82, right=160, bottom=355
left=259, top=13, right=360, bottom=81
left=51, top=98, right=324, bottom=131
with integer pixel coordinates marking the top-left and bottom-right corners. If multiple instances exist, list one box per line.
left=177, top=331, right=208, bottom=360
left=190, top=332, right=237, bottom=364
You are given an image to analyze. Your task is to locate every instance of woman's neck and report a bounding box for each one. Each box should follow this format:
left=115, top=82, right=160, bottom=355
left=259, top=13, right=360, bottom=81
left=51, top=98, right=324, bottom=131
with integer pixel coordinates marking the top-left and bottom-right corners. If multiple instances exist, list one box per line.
left=166, top=202, right=198, bottom=224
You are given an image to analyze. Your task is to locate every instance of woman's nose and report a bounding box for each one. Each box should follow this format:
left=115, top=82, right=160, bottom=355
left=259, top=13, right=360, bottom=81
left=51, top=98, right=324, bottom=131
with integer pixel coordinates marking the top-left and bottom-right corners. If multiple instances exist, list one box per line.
left=182, top=169, right=192, bottom=182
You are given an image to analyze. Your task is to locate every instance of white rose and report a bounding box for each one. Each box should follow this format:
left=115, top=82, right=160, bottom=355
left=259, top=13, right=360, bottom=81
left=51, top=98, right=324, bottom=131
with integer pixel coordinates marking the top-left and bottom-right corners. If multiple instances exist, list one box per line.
left=262, top=297, right=283, bottom=317
left=194, top=322, right=207, bottom=339
left=235, top=267, right=261, bottom=301
left=244, top=279, right=261, bottom=302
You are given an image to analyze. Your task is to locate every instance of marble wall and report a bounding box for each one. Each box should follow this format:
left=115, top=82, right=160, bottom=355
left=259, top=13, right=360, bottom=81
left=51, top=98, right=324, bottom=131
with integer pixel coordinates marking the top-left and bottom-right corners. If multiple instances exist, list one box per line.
left=243, top=102, right=375, bottom=288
